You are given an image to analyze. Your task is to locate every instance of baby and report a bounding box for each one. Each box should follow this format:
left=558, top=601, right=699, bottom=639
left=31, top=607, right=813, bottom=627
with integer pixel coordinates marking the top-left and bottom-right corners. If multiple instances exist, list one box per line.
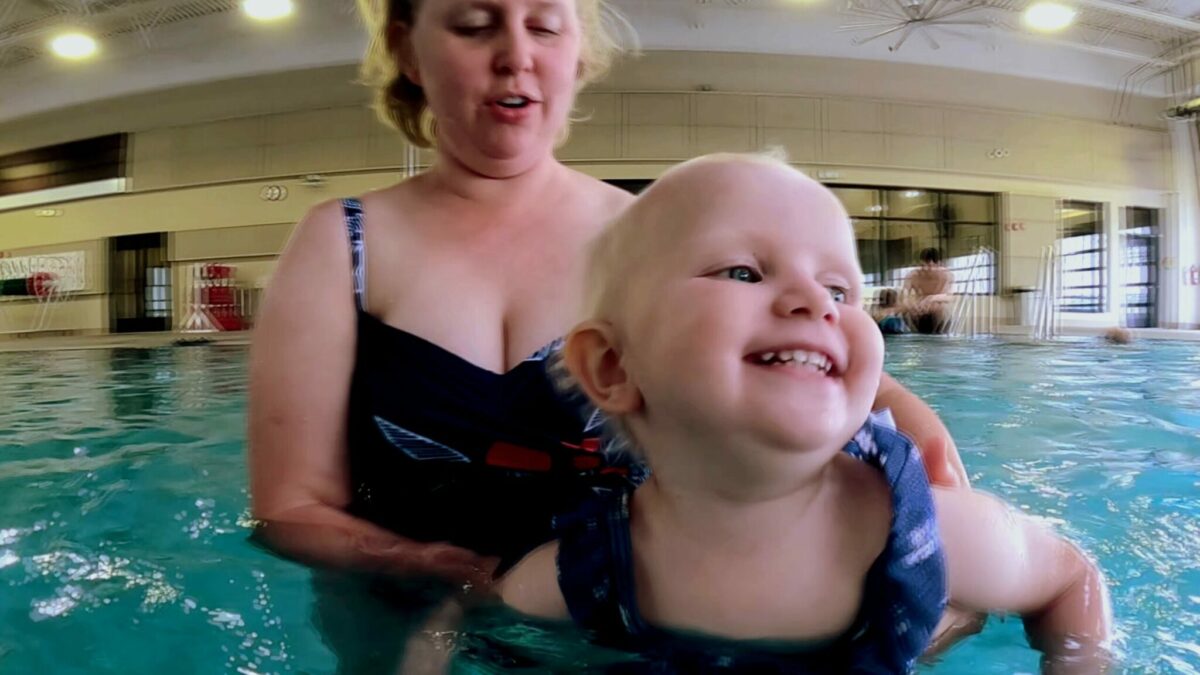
left=499, top=154, right=1111, bottom=672
left=872, top=288, right=907, bottom=335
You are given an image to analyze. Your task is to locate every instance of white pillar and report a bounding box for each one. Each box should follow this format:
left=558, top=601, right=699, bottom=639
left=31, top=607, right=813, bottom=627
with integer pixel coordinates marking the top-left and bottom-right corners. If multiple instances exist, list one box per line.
left=1167, top=119, right=1200, bottom=328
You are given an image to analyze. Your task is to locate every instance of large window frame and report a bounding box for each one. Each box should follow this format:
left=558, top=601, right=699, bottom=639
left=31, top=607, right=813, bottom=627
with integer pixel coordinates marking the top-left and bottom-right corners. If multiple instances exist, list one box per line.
left=832, top=186, right=999, bottom=296
left=1059, top=200, right=1106, bottom=314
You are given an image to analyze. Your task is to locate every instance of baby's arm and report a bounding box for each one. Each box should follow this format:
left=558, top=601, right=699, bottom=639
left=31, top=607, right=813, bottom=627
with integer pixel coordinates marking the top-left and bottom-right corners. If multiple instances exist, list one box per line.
left=933, top=487, right=1112, bottom=673
left=497, top=541, right=570, bottom=620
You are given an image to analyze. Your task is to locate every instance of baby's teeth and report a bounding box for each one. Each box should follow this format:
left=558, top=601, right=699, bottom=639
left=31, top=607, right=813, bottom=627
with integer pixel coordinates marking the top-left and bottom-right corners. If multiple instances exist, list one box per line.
left=760, top=352, right=775, bottom=363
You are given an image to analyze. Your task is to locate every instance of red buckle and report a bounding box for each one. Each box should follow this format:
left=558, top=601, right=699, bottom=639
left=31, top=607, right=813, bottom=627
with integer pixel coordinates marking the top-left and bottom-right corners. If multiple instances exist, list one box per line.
left=485, top=442, right=552, bottom=472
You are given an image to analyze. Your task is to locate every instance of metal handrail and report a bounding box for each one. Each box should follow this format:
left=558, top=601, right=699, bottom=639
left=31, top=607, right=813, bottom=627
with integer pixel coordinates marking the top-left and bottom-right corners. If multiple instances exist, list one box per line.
left=1032, top=244, right=1062, bottom=340
left=948, top=246, right=996, bottom=337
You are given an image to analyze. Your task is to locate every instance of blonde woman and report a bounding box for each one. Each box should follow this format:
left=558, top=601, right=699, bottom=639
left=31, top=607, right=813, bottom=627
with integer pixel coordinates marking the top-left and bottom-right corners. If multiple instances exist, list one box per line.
left=248, top=0, right=968, bottom=593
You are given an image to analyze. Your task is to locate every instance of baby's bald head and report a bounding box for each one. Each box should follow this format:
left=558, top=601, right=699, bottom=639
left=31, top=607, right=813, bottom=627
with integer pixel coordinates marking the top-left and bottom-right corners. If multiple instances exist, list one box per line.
left=581, top=153, right=850, bottom=324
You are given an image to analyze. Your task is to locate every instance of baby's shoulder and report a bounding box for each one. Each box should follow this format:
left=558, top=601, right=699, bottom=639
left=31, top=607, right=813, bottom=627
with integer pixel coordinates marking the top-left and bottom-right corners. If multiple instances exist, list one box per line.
left=499, top=541, right=569, bottom=620
left=828, top=454, right=892, bottom=555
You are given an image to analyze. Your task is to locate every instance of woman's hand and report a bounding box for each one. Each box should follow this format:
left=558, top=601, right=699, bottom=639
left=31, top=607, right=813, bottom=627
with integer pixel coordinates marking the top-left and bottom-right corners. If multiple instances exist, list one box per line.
left=371, top=538, right=501, bottom=591
left=253, top=514, right=500, bottom=590
left=874, top=372, right=970, bottom=488
left=916, top=433, right=970, bottom=488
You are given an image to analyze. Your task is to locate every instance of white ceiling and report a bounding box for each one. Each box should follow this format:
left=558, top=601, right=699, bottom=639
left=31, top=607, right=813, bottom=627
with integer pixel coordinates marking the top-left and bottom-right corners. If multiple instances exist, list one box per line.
left=2, top=0, right=1198, bottom=125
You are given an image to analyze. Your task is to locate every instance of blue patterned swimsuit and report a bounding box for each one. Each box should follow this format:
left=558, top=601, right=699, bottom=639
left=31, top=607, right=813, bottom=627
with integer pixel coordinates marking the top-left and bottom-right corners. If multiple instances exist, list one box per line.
left=556, top=411, right=948, bottom=673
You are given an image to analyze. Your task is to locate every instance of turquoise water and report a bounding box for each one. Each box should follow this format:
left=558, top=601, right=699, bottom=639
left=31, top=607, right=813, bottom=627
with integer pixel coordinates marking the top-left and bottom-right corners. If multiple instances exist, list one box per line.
left=0, top=339, right=1198, bottom=673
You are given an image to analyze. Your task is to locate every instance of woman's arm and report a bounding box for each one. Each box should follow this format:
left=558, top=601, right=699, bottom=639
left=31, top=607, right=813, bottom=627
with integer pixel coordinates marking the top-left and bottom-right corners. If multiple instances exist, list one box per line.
left=248, top=200, right=496, bottom=587
left=875, top=373, right=969, bottom=487
left=934, top=488, right=1113, bottom=673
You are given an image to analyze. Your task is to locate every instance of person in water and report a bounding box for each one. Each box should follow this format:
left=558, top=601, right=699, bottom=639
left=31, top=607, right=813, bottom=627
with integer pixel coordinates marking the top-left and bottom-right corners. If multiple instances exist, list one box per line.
left=249, top=0, right=972, bottom=597
left=499, top=154, right=1113, bottom=673
left=902, top=247, right=954, bottom=334
left=872, top=288, right=907, bottom=335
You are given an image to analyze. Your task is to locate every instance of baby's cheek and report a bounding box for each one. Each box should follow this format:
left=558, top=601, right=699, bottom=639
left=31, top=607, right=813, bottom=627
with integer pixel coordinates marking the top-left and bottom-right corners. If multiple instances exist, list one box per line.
left=845, top=312, right=886, bottom=390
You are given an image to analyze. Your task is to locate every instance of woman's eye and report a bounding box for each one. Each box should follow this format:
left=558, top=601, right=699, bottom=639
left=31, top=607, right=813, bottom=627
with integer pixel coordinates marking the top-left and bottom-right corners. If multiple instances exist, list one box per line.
left=828, top=287, right=848, bottom=303
left=453, top=25, right=490, bottom=36
left=722, top=266, right=762, bottom=283
left=452, top=11, right=492, bottom=35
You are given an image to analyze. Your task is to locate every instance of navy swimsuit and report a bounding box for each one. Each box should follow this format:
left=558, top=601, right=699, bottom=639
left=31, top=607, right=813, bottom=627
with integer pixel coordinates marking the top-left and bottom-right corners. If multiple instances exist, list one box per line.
left=556, top=412, right=948, bottom=673
left=339, top=199, right=634, bottom=567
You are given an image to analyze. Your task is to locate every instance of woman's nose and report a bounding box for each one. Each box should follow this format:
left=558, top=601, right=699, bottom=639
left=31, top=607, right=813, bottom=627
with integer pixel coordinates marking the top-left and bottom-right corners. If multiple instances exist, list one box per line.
left=493, top=24, right=534, bottom=75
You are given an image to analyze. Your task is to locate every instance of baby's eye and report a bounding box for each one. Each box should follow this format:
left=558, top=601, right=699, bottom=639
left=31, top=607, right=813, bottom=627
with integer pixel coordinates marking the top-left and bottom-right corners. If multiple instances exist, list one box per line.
left=828, top=287, right=848, bottom=303
left=722, top=266, right=762, bottom=283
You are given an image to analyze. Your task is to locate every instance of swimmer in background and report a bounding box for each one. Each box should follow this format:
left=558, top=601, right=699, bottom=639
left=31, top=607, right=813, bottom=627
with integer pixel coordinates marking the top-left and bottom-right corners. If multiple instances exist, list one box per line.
left=903, top=247, right=954, bottom=334
left=872, top=288, right=907, bottom=335
left=1104, top=327, right=1134, bottom=345
left=499, top=154, right=1113, bottom=673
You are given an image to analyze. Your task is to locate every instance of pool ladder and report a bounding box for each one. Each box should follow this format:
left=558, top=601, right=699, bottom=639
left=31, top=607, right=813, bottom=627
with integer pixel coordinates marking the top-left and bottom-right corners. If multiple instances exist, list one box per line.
left=947, top=246, right=995, bottom=338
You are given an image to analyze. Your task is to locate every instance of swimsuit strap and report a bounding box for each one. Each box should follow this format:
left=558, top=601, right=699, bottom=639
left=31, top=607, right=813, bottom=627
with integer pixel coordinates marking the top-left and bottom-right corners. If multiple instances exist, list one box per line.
left=341, top=198, right=367, bottom=312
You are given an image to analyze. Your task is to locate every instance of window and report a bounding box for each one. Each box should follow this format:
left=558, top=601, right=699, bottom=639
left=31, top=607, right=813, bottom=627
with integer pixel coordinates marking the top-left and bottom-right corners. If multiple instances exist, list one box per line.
left=831, top=187, right=998, bottom=296
left=1059, top=201, right=1105, bottom=313
left=1121, top=207, right=1158, bottom=328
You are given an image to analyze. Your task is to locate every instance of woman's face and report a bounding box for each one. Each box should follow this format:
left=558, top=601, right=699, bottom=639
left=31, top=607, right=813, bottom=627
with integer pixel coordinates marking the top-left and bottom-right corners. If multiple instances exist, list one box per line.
left=407, top=0, right=583, bottom=177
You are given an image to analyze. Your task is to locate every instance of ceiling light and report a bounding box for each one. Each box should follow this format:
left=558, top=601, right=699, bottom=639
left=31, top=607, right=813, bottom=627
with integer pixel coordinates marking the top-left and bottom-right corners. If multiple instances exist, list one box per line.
left=903, top=190, right=923, bottom=198
left=50, top=33, right=98, bottom=60
left=1024, top=2, right=1075, bottom=32
left=242, top=0, right=294, bottom=21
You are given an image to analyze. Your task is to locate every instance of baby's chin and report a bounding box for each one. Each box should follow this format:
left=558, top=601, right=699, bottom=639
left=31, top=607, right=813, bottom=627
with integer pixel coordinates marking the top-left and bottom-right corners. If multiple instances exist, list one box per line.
left=754, top=415, right=866, bottom=455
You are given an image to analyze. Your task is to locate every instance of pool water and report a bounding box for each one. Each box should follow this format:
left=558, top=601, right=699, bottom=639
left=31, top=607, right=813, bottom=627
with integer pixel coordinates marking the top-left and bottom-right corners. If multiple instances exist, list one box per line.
left=0, top=338, right=1198, bottom=674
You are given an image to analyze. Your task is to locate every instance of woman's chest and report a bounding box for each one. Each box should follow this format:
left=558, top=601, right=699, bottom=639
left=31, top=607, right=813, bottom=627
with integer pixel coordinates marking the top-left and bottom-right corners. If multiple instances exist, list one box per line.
left=369, top=236, right=586, bottom=372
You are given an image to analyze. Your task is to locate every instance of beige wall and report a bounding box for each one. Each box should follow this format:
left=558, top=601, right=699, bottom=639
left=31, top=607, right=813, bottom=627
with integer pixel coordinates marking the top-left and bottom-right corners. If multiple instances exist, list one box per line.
left=1004, top=195, right=1060, bottom=293
left=563, top=92, right=1169, bottom=189
left=0, top=52, right=1172, bottom=196
left=170, top=223, right=293, bottom=262
left=0, top=51, right=1178, bottom=332
left=0, top=172, right=399, bottom=251
left=0, top=51, right=1169, bottom=154
left=0, top=239, right=109, bottom=337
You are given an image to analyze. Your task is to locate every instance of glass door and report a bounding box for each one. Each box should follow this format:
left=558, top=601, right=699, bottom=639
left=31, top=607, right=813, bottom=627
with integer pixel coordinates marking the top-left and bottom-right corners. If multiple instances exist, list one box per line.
left=109, top=233, right=170, bottom=333
left=1122, top=208, right=1159, bottom=328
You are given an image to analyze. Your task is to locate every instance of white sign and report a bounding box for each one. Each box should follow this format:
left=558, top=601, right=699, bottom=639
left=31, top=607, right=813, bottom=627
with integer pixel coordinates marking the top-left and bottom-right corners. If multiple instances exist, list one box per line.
left=0, top=251, right=87, bottom=293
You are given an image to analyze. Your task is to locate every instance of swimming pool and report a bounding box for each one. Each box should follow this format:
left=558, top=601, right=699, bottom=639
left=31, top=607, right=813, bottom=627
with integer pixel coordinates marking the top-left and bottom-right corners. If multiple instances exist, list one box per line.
left=0, top=338, right=1197, bottom=673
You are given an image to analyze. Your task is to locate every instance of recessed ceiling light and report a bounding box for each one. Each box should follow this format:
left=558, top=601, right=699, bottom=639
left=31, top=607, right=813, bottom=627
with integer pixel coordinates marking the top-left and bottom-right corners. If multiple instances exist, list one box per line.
left=50, top=32, right=98, bottom=60
left=242, top=0, right=294, bottom=22
left=1024, top=2, right=1075, bottom=32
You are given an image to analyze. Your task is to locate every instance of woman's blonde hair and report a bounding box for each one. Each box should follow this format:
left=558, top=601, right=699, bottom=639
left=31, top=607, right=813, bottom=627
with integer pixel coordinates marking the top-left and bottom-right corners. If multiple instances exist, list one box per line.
left=356, top=0, right=628, bottom=148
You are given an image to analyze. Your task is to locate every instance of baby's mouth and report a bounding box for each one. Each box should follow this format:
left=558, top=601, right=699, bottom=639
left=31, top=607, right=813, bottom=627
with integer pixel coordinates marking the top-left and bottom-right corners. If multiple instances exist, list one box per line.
left=745, top=349, right=836, bottom=376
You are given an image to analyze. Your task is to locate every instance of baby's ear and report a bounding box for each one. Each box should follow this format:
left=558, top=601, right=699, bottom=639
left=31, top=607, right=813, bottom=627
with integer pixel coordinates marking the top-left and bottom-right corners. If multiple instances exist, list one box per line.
left=562, top=320, right=642, bottom=414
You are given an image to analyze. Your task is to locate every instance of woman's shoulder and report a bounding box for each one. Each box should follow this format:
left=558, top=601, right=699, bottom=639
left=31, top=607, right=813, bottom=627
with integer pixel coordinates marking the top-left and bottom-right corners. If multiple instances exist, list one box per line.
left=563, top=168, right=637, bottom=215
left=283, top=198, right=360, bottom=259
